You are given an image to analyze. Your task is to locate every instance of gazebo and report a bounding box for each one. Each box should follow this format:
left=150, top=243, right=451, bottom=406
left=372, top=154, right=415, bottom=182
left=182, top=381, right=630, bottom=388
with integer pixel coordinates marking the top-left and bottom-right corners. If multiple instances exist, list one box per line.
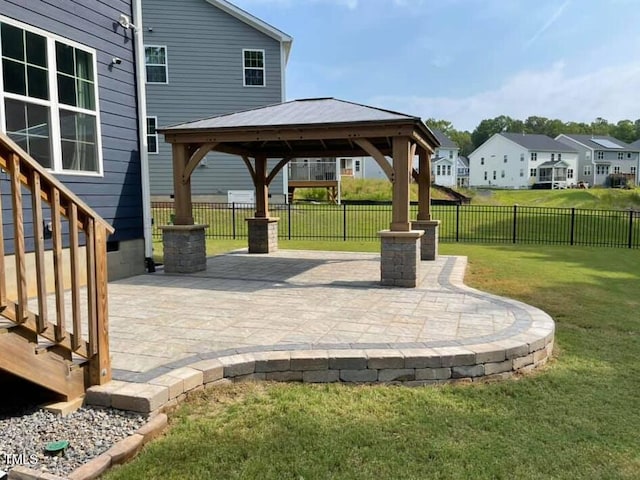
left=158, top=98, right=440, bottom=287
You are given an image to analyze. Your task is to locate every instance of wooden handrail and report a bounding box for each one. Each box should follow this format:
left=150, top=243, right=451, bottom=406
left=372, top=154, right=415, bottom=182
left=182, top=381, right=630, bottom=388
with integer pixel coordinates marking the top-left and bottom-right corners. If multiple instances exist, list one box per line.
left=0, top=132, right=112, bottom=386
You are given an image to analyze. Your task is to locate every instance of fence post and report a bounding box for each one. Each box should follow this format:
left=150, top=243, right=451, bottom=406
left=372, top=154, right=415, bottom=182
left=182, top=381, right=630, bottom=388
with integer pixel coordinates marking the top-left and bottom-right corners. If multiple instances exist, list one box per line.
left=232, top=202, right=236, bottom=239
left=570, top=208, right=575, bottom=246
left=455, top=203, right=460, bottom=242
left=343, top=203, right=347, bottom=241
left=288, top=202, right=292, bottom=240
left=629, top=209, right=634, bottom=249
left=512, top=205, right=518, bottom=244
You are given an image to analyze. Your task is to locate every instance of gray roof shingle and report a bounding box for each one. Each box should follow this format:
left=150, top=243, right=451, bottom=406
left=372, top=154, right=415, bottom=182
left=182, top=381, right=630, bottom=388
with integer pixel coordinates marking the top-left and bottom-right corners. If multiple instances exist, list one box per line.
left=500, top=133, right=577, bottom=152
left=430, top=128, right=458, bottom=149
left=163, top=98, right=422, bottom=130
left=628, top=139, right=640, bottom=150
left=557, top=134, right=636, bottom=152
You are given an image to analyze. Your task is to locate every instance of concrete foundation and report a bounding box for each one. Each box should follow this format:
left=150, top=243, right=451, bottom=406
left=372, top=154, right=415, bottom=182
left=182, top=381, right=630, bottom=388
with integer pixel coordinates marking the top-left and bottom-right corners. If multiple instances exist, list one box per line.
left=411, top=220, right=441, bottom=261
left=246, top=217, right=279, bottom=254
left=160, top=224, right=207, bottom=273
left=378, top=230, right=424, bottom=287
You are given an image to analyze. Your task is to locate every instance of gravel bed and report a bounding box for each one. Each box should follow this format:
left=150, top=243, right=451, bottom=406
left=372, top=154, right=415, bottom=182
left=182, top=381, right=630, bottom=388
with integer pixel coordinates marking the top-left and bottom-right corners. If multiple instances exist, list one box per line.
left=0, top=405, right=147, bottom=477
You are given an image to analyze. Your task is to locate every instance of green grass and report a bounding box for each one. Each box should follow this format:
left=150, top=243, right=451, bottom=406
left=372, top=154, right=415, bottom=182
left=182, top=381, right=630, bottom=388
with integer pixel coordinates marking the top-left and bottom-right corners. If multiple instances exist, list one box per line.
left=463, top=187, right=640, bottom=210
left=107, top=243, right=640, bottom=480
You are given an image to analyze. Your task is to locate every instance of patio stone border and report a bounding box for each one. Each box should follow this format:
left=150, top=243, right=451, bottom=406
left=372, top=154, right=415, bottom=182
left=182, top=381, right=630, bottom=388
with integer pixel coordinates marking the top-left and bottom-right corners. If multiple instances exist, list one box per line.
left=85, top=256, right=555, bottom=414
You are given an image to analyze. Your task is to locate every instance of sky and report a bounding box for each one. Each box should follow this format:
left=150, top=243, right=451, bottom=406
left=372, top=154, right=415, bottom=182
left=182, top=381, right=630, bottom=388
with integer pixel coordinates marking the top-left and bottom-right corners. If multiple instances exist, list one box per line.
left=231, top=0, right=640, bottom=132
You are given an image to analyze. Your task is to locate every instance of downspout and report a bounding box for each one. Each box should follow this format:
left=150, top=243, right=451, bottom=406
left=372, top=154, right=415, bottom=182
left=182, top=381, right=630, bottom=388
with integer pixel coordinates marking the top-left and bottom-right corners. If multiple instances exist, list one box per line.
left=132, top=0, right=155, bottom=272
left=280, top=41, right=288, bottom=203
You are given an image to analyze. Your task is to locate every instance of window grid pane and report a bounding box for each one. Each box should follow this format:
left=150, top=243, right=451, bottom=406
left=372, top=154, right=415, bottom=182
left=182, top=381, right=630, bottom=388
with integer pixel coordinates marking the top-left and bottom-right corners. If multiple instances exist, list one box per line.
left=145, top=46, right=167, bottom=83
left=243, top=50, right=264, bottom=86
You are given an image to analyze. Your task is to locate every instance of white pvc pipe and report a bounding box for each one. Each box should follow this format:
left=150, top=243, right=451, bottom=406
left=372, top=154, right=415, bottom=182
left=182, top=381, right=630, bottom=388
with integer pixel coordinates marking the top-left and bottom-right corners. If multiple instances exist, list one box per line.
left=131, top=0, right=154, bottom=270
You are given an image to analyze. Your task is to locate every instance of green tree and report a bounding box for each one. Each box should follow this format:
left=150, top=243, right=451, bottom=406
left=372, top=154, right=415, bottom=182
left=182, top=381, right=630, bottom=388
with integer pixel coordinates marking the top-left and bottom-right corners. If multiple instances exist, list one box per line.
left=612, top=119, right=636, bottom=144
left=449, top=130, right=473, bottom=156
left=471, top=115, right=517, bottom=148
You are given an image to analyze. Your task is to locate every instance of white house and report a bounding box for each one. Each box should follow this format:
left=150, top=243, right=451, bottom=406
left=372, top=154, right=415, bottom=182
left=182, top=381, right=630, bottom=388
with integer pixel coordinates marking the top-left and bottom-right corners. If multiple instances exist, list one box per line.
left=428, top=128, right=460, bottom=187
left=457, top=156, right=469, bottom=188
left=469, top=133, right=578, bottom=189
left=555, top=134, right=640, bottom=187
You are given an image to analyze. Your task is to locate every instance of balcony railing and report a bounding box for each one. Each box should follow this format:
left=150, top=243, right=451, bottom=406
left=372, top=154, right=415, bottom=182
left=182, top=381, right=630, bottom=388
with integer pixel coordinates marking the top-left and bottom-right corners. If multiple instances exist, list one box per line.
left=288, top=160, right=337, bottom=181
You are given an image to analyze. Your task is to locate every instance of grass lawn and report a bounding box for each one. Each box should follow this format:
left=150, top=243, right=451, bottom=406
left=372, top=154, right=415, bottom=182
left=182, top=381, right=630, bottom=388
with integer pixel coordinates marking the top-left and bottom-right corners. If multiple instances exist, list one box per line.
left=108, top=243, right=640, bottom=480
left=466, top=187, right=640, bottom=210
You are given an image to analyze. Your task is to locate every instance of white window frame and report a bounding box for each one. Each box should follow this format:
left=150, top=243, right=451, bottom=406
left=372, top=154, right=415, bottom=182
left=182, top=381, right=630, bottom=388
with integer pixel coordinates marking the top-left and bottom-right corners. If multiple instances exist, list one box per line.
left=613, top=165, right=620, bottom=174
left=597, top=151, right=604, bottom=160
left=567, top=168, right=573, bottom=179
left=147, top=116, right=158, bottom=154
left=531, top=152, right=537, bottom=161
left=631, top=166, right=636, bottom=175
left=480, top=157, right=484, bottom=165
left=242, top=48, right=265, bottom=87
left=503, top=154, right=507, bottom=163
left=530, top=168, right=537, bottom=177
left=144, top=45, right=168, bottom=84
left=584, top=165, right=592, bottom=176
left=617, top=152, right=624, bottom=160
left=0, top=15, right=103, bottom=176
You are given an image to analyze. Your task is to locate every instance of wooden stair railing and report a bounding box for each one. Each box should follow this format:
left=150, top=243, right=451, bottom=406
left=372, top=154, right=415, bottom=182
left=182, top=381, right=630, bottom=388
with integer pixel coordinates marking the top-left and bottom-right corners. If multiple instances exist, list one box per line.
left=0, top=133, right=114, bottom=389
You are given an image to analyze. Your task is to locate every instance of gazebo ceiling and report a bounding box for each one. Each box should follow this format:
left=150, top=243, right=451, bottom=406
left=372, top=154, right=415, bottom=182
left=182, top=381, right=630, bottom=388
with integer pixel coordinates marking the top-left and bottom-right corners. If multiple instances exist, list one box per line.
left=159, top=98, right=440, bottom=158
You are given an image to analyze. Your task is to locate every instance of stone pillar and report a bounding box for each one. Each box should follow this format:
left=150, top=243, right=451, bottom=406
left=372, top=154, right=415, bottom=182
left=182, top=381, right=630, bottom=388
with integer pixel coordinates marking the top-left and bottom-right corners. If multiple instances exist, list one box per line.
left=411, top=220, right=440, bottom=261
left=247, top=217, right=279, bottom=253
left=379, top=230, right=424, bottom=288
left=160, top=224, right=206, bottom=273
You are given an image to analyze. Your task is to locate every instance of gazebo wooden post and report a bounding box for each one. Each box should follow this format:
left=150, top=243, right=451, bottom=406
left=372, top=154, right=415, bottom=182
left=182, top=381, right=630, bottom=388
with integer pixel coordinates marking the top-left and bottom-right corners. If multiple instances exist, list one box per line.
left=254, top=155, right=269, bottom=218
left=379, top=136, right=423, bottom=287
left=412, top=146, right=440, bottom=260
left=247, top=155, right=279, bottom=254
left=159, top=142, right=207, bottom=273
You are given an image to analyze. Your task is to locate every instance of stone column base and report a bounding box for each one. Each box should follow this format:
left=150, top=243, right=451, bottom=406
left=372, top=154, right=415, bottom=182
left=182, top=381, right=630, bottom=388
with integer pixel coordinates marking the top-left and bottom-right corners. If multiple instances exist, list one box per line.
left=160, top=224, right=207, bottom=273
left=246, top=217, right=279, bottom=254
left=411, top=220, right=440, bottom=261
left=378, top=230, right=424, bottom=288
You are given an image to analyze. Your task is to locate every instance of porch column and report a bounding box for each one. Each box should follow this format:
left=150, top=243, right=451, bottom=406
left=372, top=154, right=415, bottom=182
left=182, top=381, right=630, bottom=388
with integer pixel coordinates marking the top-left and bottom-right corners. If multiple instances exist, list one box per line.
left=379, top=137, right=423, bottom=287
left=412, top=147, right=440, bottom=261
left=162, top=143, right=206, bottom=273
left=247, top=155, right=278, bottom=253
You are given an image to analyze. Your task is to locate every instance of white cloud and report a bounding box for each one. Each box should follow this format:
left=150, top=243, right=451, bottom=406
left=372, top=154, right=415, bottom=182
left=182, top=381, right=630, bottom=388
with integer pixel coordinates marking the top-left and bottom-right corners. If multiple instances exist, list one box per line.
left=371, top=61, right=640, bottom=131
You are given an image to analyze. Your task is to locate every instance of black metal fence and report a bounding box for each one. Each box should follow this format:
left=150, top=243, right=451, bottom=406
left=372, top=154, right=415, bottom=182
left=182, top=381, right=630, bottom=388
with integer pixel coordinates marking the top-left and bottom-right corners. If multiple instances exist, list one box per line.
left=152, top=202, right=640, bottom=249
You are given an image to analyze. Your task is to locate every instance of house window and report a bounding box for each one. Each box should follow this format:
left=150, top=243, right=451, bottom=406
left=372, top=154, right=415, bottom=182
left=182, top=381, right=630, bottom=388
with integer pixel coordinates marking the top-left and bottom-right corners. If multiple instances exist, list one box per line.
left=436, top=165, right=441, bottom=175
left=631, top=166, right=636, bottom=175
left=147, top=117, right=158, bottom=154
left=484, top=171, right=487, bottom=180
left=568, top=168, right=573, bottom=179
left=520, top=153, right=524, bottom=162
left=144, top=45, right=167, bottom=83
left=597, top=151, right=604, bottom=160
left=355, top=160, right=360, bottom=172
left=493, top=170, right=496, bottom=180
left=558, top=153, right=562, bottom=161
left=584, top=165, right=592, bottom=176
left=448, top=150, right=453, bottom=159
left=0, top=19, right=101, bottom=174
left=520, top=168, right=524, bottom=177
left=446, top=165, right=451, bottom=176
left=617, top=152, right=624, bottom=160
left=551, top=153, right=555, bottom=161
left=613, top=166, right=620, bottom=174
left=243, top=49, right=265, bottom=87
left=530, top=168, right=537, bottom=177
left=503, top=155, right=507, bottom=163
left=596, top=165, right=609, bottom=175
left=480, top=157, right=485, bottom=165
left=531, top=152, right=537, bottom=161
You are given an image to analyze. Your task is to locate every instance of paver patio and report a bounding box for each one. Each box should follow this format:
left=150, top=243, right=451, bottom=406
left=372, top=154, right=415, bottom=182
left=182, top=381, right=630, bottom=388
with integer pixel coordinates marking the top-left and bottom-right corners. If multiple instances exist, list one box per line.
left=105, top=250, right=553, bottom=384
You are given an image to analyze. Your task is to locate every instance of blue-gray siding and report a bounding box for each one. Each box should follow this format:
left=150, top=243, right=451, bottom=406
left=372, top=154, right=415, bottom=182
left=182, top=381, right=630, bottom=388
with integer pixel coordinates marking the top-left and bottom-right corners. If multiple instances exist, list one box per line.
left=0, top=0, right=143, bottom=254
left=142, top=0, right=286, bottom=197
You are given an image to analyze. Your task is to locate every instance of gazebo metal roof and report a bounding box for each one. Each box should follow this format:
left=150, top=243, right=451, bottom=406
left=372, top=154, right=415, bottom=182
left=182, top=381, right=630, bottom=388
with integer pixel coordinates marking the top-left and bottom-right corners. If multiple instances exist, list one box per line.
left=160, top=98, right=439, bottom=159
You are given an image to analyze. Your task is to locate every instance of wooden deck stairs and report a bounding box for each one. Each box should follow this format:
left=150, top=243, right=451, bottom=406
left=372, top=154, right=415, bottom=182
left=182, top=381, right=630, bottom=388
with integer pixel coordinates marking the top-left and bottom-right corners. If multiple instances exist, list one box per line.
left=0, top=134, right=113, bottom=401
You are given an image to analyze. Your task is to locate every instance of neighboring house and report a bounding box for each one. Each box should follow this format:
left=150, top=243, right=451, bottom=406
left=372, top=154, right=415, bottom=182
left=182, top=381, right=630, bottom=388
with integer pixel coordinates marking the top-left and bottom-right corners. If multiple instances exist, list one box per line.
left=142, top=0, right=292, bottom=202
left=469, top=133, right=578, bottom=189
left=556, top=134, right=640, bottom=187
left=456, top=156, right=469, bottom=188
left=430, top=128, right=460, bottom=187
left=0, top=1, right=147, bottom=279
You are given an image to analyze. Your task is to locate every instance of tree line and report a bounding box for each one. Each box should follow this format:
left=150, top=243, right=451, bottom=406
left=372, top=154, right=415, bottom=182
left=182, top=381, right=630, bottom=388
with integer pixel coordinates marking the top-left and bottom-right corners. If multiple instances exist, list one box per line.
left=425, top=116, right=640, bottom=157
